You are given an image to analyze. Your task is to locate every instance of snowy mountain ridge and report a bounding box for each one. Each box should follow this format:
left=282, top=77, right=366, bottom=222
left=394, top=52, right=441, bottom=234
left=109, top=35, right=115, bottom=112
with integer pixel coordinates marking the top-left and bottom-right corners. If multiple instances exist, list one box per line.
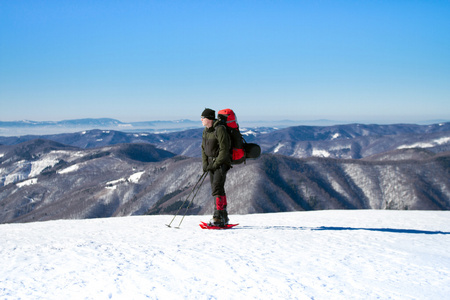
left=0, top=138, right=449, bottom=224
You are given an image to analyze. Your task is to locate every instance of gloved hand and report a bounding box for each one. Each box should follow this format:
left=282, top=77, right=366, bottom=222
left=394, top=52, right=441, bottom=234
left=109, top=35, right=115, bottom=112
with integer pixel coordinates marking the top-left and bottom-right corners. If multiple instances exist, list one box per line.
left=207, top=164, right=216, bottom=172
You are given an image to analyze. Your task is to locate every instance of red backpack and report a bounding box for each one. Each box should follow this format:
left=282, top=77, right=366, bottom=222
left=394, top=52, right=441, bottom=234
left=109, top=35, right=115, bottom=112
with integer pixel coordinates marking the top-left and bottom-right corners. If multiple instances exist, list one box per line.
left=217, top=109, right=246, bottom=164
left=217, top=108, right=261, bottom=165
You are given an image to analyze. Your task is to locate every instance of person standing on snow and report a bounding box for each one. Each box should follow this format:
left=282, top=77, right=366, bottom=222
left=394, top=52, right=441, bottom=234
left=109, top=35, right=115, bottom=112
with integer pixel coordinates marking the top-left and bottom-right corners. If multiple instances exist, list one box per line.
left=201, top=108, right=231, bottom=227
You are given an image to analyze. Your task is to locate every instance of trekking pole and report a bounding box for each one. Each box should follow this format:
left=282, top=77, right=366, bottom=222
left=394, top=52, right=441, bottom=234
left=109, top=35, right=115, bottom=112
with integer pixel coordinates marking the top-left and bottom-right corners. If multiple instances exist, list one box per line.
left=166, top=171, right=208, bottom=228
left=174, top=171, right=208, bottom=228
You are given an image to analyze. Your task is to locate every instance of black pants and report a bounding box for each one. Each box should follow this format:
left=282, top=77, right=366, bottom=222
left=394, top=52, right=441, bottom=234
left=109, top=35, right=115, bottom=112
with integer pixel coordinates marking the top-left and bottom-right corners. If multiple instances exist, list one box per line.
left=209, top=164, right=229, bottom=196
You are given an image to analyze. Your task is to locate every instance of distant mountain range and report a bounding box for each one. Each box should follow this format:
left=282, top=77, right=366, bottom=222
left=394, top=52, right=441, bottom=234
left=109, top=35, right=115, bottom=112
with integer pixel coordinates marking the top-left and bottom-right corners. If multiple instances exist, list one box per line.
left=1, top=122, right=449, bottom=223
left=1, top=122, right=450, bottom=159
left=0, top=118, right=202, bottom=136
left=3, top=117, right=447, bottom=137
left=0, top=118, right=198, bottom=128
left=0, top=117, right=318, bottom=136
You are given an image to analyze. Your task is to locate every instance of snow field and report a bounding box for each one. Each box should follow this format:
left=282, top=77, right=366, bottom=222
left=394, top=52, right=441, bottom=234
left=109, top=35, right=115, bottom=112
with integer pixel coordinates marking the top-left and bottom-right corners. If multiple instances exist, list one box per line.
left=1, top=210, right=449, bottom=299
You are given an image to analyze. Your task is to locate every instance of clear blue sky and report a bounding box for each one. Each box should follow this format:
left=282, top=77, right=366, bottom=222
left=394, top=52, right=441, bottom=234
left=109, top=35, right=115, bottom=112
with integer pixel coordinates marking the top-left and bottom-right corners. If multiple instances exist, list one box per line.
left=1, top=0, right=449, bottom=123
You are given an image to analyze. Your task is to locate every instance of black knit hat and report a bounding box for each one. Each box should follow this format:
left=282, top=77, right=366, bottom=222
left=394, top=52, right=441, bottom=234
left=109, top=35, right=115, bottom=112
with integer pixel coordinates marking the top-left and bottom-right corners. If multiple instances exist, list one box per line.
left=201, top=108, right=215, bottom=120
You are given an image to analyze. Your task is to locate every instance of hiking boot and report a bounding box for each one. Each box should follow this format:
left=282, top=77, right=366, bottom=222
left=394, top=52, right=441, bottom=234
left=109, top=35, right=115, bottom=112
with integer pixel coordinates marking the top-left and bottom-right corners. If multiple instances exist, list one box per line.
left=209, top=217, right=224, bottom=227
left=219, top=210, right=229, bottom=225
left=209, top=210, right=228, bottom=227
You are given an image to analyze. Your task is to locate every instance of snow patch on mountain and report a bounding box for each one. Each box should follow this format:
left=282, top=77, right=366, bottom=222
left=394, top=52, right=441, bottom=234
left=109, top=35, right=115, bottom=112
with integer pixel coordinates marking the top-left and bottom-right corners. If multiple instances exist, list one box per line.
left=105, top=171, right=145, bottom=190
left=129, top=171, right=144, bottom=183
left=16, top=178, right=38, bottom=187
left=30, top=158, right=59, bottom=177
left=241, top=129, right=258, bottom=136
left=50, top=150, right=86, bottom=161
left=273, top=143, right=285, bottom=153
left=58, top=164, right=80, bottom=174
left=398, top=136, right=450, bottom=149
left=312, top=149, right=331, bottom=157
left=2, top=160, right=29, bottom=185
left=106, top=178, right=126, bottom=187
left=331, top=132, right=341, bottom=140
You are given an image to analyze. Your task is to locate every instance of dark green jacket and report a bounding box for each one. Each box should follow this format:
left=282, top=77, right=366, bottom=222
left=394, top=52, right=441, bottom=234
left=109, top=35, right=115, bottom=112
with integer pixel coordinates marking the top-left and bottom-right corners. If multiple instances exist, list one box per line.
left=202, top=120, right=231, bottom=170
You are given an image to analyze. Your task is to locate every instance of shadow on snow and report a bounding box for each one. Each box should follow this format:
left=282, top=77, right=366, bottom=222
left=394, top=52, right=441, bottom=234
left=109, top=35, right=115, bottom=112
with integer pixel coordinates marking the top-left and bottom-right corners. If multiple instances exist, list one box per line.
left=238, top=226, right=450, bottom=235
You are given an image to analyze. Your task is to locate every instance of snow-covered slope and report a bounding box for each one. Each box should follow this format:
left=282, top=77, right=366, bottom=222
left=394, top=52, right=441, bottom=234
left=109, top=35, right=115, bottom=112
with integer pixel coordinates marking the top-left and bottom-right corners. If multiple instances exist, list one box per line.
left=1, top=210, right=449, bottom=299
left=1, top=143, right=449, bottom=223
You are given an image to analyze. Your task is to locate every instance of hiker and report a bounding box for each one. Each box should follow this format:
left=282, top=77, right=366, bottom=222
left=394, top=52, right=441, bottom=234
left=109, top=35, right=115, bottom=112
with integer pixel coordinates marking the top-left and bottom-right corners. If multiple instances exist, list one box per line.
left=201, top=108, right=231, bottom=226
